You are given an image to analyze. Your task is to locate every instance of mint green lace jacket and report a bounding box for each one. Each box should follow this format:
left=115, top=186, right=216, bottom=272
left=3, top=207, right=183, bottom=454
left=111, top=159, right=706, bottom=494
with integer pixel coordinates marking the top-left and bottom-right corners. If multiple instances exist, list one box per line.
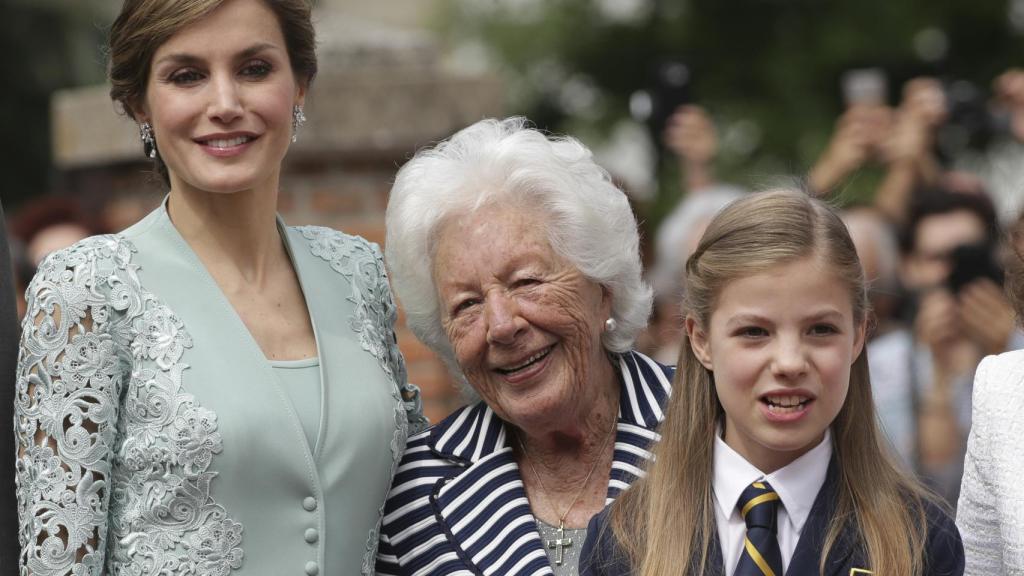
left=14, top=204, right=427, bottom=576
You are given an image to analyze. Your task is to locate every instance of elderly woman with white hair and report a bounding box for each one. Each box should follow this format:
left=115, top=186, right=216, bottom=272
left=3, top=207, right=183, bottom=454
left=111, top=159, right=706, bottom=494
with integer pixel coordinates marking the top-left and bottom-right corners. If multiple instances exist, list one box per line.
left=375, top=117, right=674, bottom=576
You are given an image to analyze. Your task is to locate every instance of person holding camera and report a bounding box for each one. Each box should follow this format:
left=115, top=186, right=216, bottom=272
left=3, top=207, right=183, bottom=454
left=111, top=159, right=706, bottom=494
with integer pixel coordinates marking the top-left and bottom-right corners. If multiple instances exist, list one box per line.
left=809, top=74, right=945, bottom=227
left=953, top=68, right=1024, bottom=233
left=869, top=187, right=1018, bottom=505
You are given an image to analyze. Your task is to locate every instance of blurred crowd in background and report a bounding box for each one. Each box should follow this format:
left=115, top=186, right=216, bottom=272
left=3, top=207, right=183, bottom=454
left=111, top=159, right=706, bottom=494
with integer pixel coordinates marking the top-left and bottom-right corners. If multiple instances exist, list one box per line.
left=638, top=67, right=1024, bottom=506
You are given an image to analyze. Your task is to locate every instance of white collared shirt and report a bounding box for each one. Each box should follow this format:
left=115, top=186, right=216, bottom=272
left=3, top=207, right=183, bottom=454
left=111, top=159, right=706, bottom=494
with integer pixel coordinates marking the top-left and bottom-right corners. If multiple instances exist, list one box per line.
left=712, top=429, right=833, bottom=575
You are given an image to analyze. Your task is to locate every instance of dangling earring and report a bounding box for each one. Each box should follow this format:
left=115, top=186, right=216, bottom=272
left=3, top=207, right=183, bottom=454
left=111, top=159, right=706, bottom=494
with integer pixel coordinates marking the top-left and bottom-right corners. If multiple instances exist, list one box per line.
left=604, top=317, right=618, bottom=333
left=292, top=105, right=306, bottom=143
left=139, top=122, right=157, bottom=159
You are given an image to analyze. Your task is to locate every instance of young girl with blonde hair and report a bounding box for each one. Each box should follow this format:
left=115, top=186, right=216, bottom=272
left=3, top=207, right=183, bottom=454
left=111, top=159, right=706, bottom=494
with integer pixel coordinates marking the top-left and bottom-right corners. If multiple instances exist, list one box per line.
left=582, top=190, right=963, bottom=575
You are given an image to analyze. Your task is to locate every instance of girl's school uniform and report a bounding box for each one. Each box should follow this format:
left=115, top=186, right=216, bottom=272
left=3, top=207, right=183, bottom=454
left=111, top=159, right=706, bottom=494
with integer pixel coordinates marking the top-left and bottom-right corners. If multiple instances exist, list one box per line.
left=580, top=434, right=964, bottom=576
left=711, top=431, right=834, bottom=573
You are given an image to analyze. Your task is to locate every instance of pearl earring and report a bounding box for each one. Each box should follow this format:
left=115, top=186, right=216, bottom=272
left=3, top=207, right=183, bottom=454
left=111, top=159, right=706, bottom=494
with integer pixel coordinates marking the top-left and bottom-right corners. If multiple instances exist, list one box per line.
left=605, top=318, right=617, bottom=333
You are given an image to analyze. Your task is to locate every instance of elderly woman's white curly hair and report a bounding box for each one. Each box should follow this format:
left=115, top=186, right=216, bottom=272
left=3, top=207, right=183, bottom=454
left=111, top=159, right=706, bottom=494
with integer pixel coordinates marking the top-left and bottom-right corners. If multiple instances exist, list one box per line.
left=385, top=117, right=652, bottom=372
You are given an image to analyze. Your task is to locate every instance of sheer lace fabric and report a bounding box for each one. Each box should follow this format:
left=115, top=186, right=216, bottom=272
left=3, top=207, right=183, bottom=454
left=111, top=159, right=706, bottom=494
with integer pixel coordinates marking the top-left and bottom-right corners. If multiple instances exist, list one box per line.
left=15, top=236, right=242, bottom=576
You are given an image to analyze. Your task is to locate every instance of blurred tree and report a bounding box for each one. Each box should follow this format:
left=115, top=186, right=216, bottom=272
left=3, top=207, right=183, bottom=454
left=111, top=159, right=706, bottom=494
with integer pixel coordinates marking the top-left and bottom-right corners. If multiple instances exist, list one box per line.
left=0, top=1, right=112, bottom=210
left=436, top=0, right=1024, bottom=226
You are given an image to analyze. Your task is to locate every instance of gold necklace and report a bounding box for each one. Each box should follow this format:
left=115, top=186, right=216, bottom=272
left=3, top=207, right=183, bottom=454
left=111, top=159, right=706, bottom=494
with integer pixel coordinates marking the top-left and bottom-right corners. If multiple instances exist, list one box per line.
left=516, top=422, right=617, bottom=566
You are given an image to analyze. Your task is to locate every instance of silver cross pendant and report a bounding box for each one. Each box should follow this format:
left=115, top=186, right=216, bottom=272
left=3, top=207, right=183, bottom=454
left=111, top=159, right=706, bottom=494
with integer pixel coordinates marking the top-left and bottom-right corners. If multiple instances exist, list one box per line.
left=545, top=523, right=574, bottom=566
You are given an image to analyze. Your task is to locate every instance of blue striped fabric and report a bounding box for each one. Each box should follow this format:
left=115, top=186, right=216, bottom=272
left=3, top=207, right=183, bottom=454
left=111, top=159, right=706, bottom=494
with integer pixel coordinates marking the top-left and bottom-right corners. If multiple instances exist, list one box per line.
left=376, top=350, right=673, bottom=575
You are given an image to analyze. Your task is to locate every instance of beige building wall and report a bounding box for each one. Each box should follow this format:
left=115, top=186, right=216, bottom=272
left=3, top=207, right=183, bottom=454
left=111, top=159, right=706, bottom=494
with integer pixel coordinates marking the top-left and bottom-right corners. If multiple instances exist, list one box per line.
left=319, top=0, right=438, bottom=30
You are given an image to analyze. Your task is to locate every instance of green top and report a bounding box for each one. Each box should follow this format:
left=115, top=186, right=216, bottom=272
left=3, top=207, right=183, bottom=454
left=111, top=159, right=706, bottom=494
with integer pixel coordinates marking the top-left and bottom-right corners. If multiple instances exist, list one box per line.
left=272, top=358, right=321, bottom=450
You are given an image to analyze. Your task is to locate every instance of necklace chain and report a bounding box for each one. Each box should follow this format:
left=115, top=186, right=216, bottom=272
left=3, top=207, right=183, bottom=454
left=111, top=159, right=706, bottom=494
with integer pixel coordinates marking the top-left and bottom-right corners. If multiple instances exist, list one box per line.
left=516, top=421, right=617, bottom=529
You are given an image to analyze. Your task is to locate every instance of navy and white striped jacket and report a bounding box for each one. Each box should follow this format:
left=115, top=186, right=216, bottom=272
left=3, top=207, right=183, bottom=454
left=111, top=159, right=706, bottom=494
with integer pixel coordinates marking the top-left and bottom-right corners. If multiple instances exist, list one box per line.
left=375, top=350, right=674, bottom=576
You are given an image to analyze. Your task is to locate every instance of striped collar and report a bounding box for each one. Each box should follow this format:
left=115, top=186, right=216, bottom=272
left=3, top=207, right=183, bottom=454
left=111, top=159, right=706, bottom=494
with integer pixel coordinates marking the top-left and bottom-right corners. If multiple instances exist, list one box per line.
left=428, top=350, right=673, bottom=464
left=378, top=350, right=673, bottom=576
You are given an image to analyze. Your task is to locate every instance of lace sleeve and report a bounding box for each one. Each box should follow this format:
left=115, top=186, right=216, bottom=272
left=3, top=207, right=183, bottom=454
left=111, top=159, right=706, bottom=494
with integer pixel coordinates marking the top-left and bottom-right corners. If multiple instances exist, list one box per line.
left=370, top=242, right=428, bottom=436
left=299, top=226, right=428, bottom=435
left=14, top=240, right=132, bottom=576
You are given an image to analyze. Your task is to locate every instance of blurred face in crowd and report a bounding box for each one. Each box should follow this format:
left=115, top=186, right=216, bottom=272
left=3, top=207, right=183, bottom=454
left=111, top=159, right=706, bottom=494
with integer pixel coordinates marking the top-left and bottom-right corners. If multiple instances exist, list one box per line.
left=27, top=223, right=91, bottom=266
left=134, top=0, right=305, bottom=197
left=433, top=203, right=612, bottom=435
left=850, top=234, right=881, bottom=289
left=843, top=211, right=884, bottom=287
left=903, top=209, right=988, bottom=291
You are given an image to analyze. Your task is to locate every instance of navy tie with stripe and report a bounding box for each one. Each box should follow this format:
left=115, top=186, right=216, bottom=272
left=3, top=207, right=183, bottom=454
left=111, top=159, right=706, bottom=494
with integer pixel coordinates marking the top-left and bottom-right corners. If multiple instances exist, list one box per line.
left=733, top=481, right=784, bottom=576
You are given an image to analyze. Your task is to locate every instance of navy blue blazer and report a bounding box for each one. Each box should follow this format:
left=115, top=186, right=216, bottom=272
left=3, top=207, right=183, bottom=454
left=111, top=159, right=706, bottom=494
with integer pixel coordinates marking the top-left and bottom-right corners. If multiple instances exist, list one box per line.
left=376, top=350, right=674, bottom=576
left=580, top=461, right=964, bottom=576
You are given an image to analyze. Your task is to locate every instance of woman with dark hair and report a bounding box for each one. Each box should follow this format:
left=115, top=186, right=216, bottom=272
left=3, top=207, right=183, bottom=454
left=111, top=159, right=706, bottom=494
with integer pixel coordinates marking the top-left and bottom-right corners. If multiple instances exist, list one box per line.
left=13, top=1, right=425, bottom=574
left=957, top=213, right=1024, bottom=575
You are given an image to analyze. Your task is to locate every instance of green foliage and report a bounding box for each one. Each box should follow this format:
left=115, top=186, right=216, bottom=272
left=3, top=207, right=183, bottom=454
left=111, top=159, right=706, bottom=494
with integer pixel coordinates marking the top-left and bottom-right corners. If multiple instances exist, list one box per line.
left=1, top=2, right=108, bottom=209
left=438, top=0, right=1024, bottom=224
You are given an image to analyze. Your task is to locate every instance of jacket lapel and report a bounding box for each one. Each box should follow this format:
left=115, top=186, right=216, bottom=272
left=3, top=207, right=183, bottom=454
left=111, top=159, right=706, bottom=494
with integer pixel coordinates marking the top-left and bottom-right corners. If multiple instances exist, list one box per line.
left=607, top=352, right=673, bottom=502
left=786, top=461, right=865, bottom=576
left=823, top=526, right=864, bottom=576
left=431, top=446, right=552, bottom=576
left=705, top=532, right=727, bottom=576
left=428, top=403, right=552, bottom=576
left=140, top=206, right=321, bottom=472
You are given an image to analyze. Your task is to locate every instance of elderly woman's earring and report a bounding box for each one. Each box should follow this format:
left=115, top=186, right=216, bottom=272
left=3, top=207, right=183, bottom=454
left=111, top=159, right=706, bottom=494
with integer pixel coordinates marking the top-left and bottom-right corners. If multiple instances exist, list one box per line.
left=139, top=122, right=157, bottom=159
left=605, top=317, right=617, bottom=333
left=292, top=105, right=306, bottom=143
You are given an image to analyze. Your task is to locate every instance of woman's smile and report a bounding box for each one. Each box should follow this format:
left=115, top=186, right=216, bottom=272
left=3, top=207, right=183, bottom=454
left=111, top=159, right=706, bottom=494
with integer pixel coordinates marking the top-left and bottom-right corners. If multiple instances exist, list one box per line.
left=494, top=344, right=556, bottom=382
left=195, top=132, right=260, bottom=157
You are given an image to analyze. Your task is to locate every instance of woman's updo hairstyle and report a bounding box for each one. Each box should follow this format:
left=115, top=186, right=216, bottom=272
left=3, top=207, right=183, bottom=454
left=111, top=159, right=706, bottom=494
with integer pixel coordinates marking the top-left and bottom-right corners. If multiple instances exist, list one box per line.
left=107, top=0, right=317, bottom=185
